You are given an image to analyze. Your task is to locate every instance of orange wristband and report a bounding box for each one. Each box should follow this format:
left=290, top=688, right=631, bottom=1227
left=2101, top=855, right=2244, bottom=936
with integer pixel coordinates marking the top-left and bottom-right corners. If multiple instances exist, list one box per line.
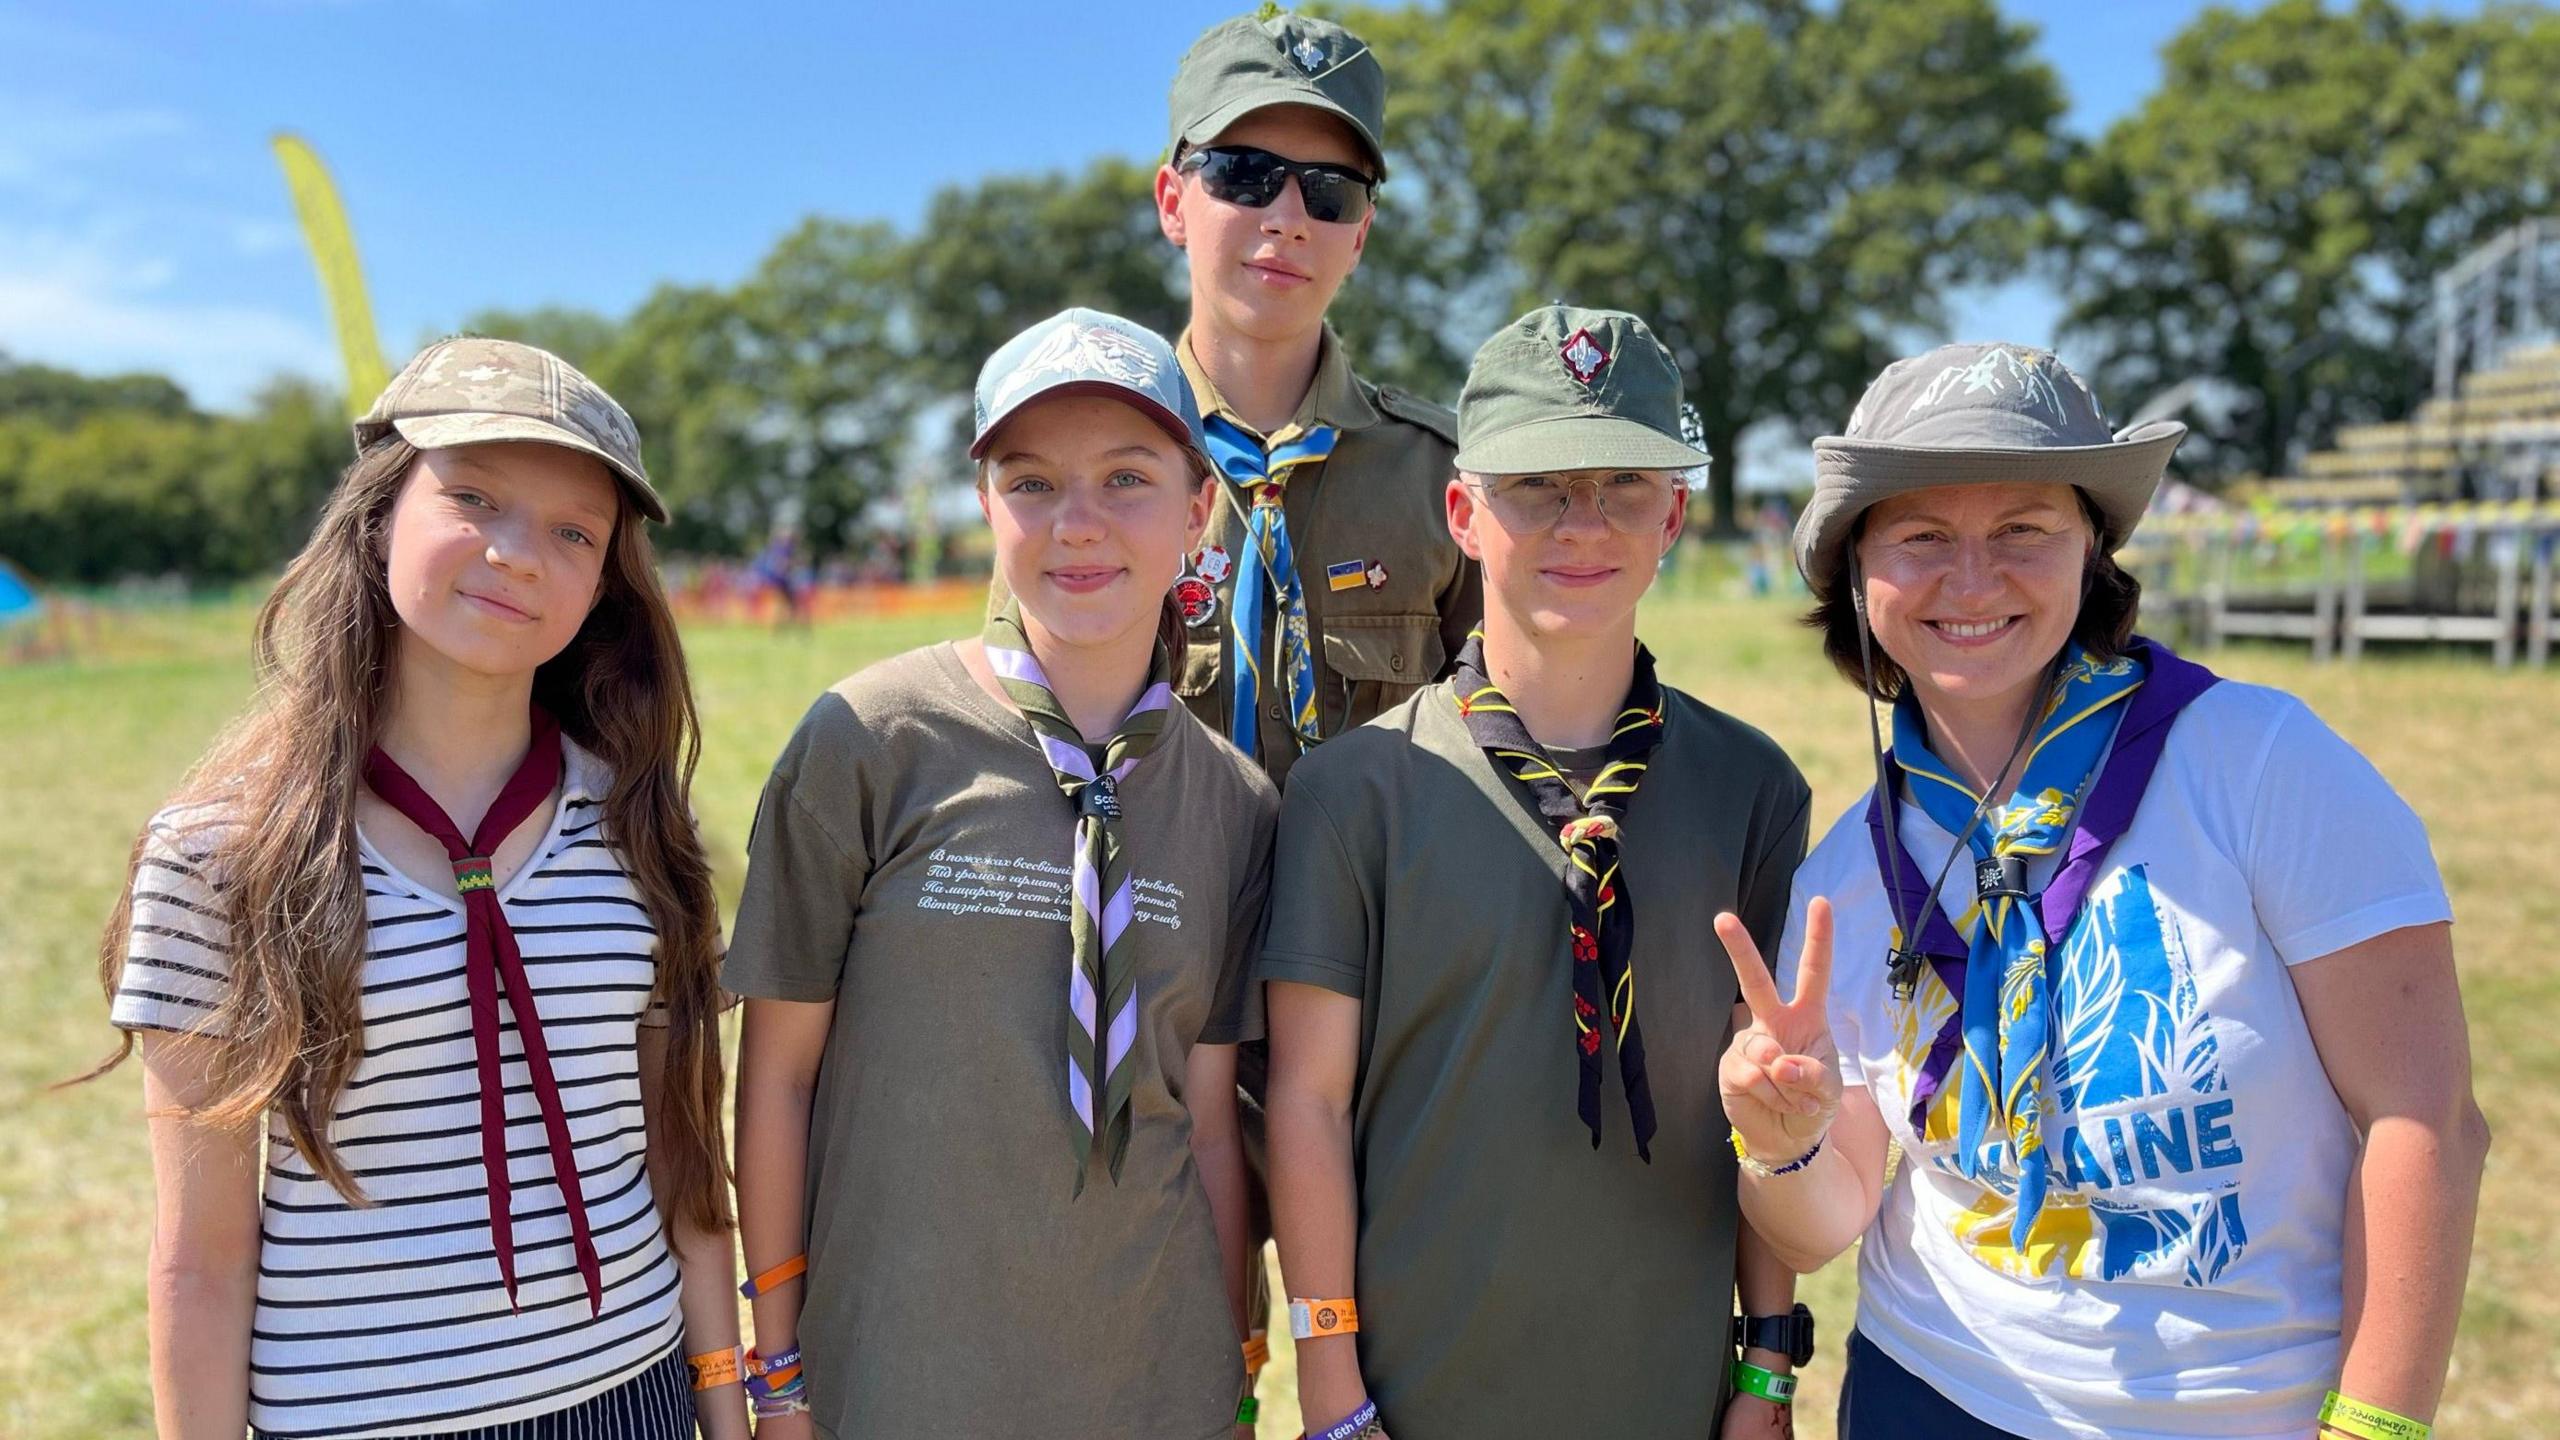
left=686, top=1346, right=742, bottom=1391
left=1288, top=1297, right=1358, bottom=1340
left=740, top=1253, right=807, bottom=1299
left=1242, top=1333, right=1270, bottom=1376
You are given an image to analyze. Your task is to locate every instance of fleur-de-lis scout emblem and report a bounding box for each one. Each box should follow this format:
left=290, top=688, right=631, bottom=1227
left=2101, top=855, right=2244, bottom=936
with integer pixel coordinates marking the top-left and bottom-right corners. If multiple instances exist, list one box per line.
left=1191, top=543, right=1232, bottom=585
left=1560, top=328, right=1610, bottom=386
left=1364, top=562, right=1389, bottom=590
left=1292, top=33, right=1326, bottom=73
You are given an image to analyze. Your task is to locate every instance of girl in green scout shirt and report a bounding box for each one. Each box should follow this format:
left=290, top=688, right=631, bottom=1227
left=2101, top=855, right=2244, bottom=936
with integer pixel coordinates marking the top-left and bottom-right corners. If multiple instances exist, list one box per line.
left=727, top=310, right=1272, bottom=1440
left=1261, top=307, right=1813, bottom=1440
left=1153, top=9, right=1479, bottom=783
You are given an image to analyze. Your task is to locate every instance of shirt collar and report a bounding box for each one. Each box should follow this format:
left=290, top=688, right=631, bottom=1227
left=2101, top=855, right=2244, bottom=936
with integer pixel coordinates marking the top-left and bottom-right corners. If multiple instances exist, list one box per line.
left=1177, top=323, right=1381, bottom=439
left=559, top=734, right=608, bottom=806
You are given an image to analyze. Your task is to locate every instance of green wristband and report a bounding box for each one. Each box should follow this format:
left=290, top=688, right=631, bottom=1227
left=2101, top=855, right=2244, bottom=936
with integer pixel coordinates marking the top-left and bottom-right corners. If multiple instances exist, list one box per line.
left=2318, top=1391, right=2429, bottom=1440
left=1235, top=1395, right=1260, bottom=1425
left=1731, top=1358, right=1797, bottom=1404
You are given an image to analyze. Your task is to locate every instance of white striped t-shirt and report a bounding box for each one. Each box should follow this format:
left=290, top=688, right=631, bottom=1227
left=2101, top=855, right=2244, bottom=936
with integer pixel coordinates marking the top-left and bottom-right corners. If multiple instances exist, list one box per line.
left=110, top=740, right=684, bottom=1439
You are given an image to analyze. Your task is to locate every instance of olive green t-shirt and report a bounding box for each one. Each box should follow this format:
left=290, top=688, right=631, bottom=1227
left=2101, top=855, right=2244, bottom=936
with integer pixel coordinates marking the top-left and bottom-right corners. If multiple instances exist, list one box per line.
left=1256, top=676, right=1811, bottom=1439
left=1174, top=326, right=1479, bottom=787
left=722, top=643, right=1277, bottom=1440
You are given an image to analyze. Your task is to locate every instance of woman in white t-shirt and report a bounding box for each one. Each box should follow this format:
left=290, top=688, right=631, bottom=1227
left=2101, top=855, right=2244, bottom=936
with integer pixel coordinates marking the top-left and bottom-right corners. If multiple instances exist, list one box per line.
left=1710, top=343, right=2488, bottom=1440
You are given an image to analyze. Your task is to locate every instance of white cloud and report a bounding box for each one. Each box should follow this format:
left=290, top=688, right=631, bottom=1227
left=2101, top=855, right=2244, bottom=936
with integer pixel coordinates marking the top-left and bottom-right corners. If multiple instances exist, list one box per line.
left=0, top=98, right=189, bottom=201
left=0, top=226, right=335, bottom=412
left=0, top=87, right=340, bottom=411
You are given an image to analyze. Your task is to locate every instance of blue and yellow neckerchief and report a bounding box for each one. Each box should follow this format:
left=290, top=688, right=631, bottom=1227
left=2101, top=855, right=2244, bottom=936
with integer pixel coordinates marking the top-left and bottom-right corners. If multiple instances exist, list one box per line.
left=1202, top=413, right=1337, bottom=756
left=1891, top=644, right=2145, bottom=1247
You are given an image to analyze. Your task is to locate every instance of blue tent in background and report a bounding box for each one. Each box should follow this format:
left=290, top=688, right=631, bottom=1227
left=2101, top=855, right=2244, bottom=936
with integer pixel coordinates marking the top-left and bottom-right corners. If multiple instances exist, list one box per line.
left=0, top=561, right=41, bottom=629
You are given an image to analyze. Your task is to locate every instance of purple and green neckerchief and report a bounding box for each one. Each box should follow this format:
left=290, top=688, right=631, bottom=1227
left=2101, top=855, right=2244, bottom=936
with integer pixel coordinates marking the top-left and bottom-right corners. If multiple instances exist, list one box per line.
left=984, top=602, right=1177, bottom=1189
left=1864, top=637, right=2218, bottom=1193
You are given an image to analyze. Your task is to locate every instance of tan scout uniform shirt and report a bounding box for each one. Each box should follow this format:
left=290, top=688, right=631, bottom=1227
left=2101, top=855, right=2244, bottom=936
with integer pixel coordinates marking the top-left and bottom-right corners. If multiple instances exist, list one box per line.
left=722, top=645, right=1276, bottom=1440
left=1176, top=326, right=1479, bottom=786
left=1256, top=678, right=1812, bottom=1439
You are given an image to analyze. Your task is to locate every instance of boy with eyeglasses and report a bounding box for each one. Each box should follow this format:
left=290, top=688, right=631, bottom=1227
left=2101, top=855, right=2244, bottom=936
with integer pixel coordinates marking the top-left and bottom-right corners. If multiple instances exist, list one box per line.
left=1261, top=307, right=1812, bottom=1440
left=1154, top=9, right=1479, bottom=785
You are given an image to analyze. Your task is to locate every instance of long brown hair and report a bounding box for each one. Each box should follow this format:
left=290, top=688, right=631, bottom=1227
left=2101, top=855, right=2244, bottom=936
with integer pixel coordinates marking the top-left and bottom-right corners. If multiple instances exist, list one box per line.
left=85, top=438, right=732, bottom=1231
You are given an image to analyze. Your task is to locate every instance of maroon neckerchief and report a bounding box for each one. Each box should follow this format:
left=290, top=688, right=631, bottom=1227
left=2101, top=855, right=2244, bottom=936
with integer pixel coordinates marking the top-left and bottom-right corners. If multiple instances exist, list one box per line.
left=363, top=706, right=603, bottom=1316
left=1863, top=637, right=2221, bottom=1133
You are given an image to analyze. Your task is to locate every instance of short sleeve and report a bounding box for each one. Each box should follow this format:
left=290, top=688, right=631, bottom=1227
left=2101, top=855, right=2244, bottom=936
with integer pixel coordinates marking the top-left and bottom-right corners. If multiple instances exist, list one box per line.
left=1778, top=869, right=1866, bottom=1090
left=2242, top=699, right=2452, bottom=964
left=1738, top=781, right=1813, bottom=969
left=721, top=703, right=872, bottom=1003
left=108, top=811, right=236, bottom=1036
left=1254, top=779, right=1373, bottom=1000
left=1199, top=795, right=1276, bottom=1046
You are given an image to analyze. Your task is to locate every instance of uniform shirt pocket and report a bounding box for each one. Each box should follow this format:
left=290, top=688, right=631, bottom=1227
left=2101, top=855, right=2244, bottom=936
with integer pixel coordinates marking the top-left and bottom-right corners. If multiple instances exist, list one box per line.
left=1321, top=613, right=1445, bottom=733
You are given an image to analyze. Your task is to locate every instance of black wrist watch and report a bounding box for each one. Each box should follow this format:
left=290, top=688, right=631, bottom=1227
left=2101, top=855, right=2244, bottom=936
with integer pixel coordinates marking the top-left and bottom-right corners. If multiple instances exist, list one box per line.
left=1733, top=1303, right=1816, bottom=1366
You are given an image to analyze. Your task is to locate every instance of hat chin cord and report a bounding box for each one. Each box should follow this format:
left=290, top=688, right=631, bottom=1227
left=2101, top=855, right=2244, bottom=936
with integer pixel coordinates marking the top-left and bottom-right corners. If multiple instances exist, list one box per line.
left=1849, top=554, right=2059, bottom=1000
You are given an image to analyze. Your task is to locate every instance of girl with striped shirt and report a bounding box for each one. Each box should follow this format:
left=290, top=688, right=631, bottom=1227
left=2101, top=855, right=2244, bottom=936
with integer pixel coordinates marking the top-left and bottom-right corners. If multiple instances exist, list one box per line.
left=91, top=339, right=745, bottom=1439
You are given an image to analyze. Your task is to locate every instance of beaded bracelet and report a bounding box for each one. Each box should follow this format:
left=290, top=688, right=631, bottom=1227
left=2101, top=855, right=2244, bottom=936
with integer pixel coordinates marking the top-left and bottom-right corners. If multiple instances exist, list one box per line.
left=1731, top=1128, right=1826, bottom=1178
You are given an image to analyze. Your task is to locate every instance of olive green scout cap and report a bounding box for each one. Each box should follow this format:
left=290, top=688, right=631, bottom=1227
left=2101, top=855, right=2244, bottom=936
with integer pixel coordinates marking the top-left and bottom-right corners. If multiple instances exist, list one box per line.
left=1453, top=306, right=1713, bottom=475
left=356, top=337, right=667, bottom=524
left=1169, top=11, right=1388, bottom=179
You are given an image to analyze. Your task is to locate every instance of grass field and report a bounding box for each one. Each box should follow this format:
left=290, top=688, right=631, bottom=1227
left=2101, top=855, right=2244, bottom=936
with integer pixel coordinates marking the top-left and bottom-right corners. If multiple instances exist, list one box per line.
left=3, top=587, right=2552, bottom=1437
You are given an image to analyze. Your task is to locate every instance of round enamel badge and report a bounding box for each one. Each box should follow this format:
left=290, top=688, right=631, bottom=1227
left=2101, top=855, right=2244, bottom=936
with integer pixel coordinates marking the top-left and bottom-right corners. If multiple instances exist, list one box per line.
left=1175, top=575, right=1219, bottom=628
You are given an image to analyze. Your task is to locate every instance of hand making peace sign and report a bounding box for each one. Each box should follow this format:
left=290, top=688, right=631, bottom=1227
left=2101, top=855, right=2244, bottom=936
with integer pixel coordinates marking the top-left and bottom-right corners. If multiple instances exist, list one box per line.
left=1714, top=897, right=1841, bottom=1164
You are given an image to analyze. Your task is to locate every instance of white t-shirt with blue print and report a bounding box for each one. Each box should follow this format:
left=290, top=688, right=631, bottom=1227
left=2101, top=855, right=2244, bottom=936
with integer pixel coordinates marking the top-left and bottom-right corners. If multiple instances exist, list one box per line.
left=1782, top=679, right=2452, bottom=1440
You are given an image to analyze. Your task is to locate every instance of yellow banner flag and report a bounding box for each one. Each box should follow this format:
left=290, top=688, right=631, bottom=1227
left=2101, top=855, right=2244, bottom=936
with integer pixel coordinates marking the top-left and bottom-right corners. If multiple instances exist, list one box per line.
left=271, top=132, right=389, bottom=417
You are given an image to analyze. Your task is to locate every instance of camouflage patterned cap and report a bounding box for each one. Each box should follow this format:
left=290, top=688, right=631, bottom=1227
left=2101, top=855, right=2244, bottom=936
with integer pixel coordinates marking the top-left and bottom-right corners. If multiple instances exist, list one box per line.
left=1453, top=305, right=1712, bottom=475
left=355, top=337, right=666, bottom=524
left=1170, top=11, right=1388, bottom=179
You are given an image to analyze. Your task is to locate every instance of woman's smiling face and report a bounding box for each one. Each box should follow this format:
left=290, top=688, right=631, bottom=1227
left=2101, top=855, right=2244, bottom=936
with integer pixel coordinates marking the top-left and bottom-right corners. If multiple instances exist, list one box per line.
left=1853, top=480, right=2094, bottom=712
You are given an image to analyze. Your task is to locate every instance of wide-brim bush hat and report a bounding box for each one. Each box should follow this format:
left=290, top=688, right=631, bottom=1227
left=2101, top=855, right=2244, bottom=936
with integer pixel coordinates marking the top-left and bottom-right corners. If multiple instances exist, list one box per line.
left=1794, top=341, right=2184, bottom=594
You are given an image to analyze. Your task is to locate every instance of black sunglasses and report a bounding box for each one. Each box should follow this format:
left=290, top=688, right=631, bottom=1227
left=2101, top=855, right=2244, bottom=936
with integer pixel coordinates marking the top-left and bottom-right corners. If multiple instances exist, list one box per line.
left=1179, top=145, right=1377, bottom=225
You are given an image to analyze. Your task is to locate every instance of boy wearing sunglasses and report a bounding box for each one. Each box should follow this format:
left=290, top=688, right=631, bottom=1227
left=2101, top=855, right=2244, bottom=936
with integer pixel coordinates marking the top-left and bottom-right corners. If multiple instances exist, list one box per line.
left=1261, top=307, right=1812, bottom=1440
left=1154, top=10, right=1480, bottom=787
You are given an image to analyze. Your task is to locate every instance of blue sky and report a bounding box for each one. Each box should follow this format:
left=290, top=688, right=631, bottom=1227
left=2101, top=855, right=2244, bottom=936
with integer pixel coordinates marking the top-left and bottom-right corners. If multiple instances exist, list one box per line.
left=0, top=1, right=2473, bottom=414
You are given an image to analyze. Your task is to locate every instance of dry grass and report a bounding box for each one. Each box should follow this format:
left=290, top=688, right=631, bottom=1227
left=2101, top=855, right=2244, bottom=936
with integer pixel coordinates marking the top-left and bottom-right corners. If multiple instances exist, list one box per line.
left=3, top=590, right=2548, bottom=1437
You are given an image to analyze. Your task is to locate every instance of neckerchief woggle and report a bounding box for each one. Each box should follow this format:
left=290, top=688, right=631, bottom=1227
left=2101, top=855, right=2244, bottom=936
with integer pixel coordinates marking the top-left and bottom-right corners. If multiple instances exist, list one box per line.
left=982, top=601, right=1177, bottom=1188
left=362, top=707, right=604, bottom=1316
left=1450, top=629, right=1666, bottom=1159
left=1203, top=413, right=1338, bottom=757
left=1866, top=638, right=2219, bottom=1250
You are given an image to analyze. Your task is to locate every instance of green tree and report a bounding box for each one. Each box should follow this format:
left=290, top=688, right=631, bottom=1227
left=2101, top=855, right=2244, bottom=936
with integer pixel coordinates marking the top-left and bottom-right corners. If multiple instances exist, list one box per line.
left=731, top=218, right=920, bottom=554
left=901, top=159, right=1184, bottom=403
left=591, top=283, right=770, bottom=555
left=453, top=306, right=626, bottom=374
left=197, top=379, right=346, bottom=577
left=1335, top=0, right=2070, bottom=529
left=0, top=352, right=194, bottom=427
left=2059, top=0, right=2560, bottom=480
